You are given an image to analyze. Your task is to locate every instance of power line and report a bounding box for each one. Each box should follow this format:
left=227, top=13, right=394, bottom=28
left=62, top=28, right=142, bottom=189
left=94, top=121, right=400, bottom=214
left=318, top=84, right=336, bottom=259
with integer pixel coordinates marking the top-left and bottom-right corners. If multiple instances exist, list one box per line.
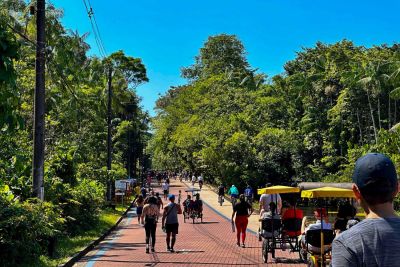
left=82, top=0, right=107, bottom=58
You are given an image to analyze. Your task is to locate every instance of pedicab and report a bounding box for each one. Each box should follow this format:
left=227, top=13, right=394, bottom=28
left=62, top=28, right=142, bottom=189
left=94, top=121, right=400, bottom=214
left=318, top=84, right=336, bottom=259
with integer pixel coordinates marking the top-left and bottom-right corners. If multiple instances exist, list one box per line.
left=258, top=185, right=303, bottom=263
left=300, top=187, right=355, bottom=267
left=183, top=188, right=203, bottom=223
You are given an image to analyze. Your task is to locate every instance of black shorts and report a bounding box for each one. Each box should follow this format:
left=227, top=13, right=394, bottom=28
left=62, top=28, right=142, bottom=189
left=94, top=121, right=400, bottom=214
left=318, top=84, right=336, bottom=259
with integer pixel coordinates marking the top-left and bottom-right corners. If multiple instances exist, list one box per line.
left=163, top=189, right=169, bottom=195
left=165, top=223, right=179, bottom=234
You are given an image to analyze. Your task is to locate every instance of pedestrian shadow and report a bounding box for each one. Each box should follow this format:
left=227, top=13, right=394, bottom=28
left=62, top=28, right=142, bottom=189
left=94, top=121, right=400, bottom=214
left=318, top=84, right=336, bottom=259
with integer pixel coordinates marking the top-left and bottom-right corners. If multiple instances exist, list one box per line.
left=175, top=249, right=205, bottom=254
left=197, top=221, right=219, bottom=224
left=273, top=257, right=304, bottom=264
left=108, top=242, right=146, bottom=249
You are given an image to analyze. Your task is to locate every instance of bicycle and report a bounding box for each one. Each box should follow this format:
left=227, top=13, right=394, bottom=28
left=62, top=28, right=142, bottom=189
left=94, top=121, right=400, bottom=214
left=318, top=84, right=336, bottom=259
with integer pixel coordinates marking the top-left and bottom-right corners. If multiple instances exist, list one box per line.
left=218, top=195, right=224, bottom=206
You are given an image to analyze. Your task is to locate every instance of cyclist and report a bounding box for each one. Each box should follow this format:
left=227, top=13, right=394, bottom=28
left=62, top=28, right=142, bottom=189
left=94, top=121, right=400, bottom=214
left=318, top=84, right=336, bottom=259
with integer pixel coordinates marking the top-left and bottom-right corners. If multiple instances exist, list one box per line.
left=218, top=184, right=225, bottom=205
left=228, top=185, right=239, bottom=206
left=198, top=174, right=204, bottom=189
left=244, top=184, right=254, bottom=205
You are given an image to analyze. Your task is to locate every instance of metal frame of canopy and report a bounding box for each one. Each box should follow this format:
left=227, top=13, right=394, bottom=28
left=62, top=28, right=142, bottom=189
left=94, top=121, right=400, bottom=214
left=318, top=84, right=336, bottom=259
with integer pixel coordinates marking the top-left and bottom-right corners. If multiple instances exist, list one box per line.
left=300, top=187, right=355, bottom=267
left=184, top=188, right=201, bottom=197
left=257, top=185, right=302, bottom=263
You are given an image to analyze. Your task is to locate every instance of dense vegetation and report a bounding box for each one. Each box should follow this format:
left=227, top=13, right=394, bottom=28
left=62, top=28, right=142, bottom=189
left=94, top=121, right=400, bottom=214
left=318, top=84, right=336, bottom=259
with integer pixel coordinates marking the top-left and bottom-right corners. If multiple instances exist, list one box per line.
left=0, top=1, right=149, bottom=265
left=151, top=34, right=400, bottom=191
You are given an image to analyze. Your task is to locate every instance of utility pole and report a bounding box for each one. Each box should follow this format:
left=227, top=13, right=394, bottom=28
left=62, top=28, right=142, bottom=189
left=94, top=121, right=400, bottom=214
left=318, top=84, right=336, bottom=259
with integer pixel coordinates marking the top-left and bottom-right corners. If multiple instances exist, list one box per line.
left=32, top=0, right=45, bottom=200
left=106, top=67, right=112, bottom=201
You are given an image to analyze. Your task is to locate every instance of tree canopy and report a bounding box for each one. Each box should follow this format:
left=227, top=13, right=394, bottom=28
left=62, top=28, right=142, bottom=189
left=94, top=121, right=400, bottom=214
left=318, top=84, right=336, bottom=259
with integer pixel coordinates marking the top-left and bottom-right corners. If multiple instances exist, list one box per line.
left=151, top=35, right=400, bottom=190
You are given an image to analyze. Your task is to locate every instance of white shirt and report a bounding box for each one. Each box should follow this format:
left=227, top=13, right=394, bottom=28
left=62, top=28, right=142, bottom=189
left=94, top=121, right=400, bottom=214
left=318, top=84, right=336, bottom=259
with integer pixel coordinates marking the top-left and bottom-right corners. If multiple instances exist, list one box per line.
left=259, top=193, right=282, bottom=213
left=198, top=176, right=203, bottom=181
left=306, top=220, right=332, bottom=231
left=191, top=176, right=196, bottom=182
left=162, top=183, right=169, bottom=190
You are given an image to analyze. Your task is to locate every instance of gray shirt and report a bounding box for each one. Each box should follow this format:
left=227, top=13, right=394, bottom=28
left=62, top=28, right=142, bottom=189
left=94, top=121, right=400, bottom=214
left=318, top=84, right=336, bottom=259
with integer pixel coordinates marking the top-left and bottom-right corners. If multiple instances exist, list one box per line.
left=165, top=202, right=179, bottom=224
left=332, top=217, right=400, bottom=267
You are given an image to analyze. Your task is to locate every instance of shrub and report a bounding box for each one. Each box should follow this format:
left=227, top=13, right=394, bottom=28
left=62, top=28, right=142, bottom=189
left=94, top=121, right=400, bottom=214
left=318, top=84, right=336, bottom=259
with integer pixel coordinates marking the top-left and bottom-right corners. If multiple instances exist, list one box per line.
left=66, top=179, right=105, bottom=234
left=0, top=185, right=64, bottom=266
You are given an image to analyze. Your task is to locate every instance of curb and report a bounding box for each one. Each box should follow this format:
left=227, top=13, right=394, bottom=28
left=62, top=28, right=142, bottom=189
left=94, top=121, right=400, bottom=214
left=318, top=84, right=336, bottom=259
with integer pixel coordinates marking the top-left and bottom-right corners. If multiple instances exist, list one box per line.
left=59, top=202, right=133, bottom=267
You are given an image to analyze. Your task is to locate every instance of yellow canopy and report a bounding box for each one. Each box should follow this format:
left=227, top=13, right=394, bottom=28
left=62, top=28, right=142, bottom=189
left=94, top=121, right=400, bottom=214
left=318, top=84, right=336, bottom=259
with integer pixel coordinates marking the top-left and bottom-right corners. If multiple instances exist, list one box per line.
left=257, top=185, right=300, bottom=195
left=301, top=187, right=355, bottom=198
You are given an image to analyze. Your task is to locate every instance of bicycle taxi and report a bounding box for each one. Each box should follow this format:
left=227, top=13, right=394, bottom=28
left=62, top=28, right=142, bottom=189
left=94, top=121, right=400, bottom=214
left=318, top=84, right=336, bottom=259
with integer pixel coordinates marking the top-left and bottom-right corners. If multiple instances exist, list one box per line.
left=183, top=188, right=203, bottom=223
left=257, top=185, right=303, bottom=263
left=300, top=187, right=355, bottom=267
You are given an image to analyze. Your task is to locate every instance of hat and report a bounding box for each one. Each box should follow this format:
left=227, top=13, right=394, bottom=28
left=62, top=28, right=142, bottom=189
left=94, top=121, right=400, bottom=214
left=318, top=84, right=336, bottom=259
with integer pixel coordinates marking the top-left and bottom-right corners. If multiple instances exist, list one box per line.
left=352, top=153, right=398, bottom=190
left=314, top=208, right=327, bottom=218
left=168, top=194, right=175, bottom=200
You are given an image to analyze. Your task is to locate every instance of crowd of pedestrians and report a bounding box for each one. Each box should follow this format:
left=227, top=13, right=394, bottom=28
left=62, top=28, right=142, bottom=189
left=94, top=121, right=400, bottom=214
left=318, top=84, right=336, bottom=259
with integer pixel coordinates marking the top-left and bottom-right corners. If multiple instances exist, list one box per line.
left=133, top=155, right=400, bottom=266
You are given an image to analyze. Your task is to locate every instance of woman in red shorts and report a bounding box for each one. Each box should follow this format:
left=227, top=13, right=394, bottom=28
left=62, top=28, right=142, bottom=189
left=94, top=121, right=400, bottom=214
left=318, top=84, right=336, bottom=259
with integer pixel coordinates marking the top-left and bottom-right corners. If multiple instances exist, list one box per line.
left=231, top=194, right=253, bottom=247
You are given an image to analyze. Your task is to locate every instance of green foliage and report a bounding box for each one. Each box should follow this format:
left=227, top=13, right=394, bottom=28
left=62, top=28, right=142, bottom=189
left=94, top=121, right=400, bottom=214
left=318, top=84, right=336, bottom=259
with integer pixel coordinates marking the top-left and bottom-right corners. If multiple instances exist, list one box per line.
left=0, top=186, right=64, bottom=266
left=151, top=36, right=400, bottom=196
left=45, top=177, right=105, bottom=235
left=0, top=2, right=150, bottom=265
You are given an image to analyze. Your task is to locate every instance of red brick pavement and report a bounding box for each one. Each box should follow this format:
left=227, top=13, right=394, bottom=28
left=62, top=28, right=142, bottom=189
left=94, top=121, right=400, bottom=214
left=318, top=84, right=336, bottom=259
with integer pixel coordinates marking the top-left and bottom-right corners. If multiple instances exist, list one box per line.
left=76, top=182, right=305, bottom=267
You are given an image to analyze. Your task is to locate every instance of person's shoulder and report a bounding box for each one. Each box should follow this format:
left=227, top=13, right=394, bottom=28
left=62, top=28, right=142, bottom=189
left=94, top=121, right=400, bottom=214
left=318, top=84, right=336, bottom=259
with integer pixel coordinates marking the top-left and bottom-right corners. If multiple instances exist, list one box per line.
left=335, top=219, right=374, bottom=242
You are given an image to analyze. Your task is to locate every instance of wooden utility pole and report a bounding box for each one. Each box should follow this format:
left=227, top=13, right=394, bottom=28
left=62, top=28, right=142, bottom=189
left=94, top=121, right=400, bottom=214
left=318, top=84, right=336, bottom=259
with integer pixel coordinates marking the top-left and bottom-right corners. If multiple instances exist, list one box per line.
left=32, top=0, right=45, bottom=200
left=106, top=67, right=112, bottom=201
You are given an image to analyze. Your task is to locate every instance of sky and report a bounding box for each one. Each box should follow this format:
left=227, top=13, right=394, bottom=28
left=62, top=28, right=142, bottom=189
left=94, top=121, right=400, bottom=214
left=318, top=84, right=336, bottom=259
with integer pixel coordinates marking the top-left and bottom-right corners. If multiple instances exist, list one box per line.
left=51, top=0, right=400, bottom=116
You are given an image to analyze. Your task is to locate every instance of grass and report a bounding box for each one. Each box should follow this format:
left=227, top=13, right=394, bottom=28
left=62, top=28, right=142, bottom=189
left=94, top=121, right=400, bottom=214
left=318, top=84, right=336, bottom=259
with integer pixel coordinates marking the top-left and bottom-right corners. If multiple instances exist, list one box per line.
left=31, top=201, right=133, bottom=267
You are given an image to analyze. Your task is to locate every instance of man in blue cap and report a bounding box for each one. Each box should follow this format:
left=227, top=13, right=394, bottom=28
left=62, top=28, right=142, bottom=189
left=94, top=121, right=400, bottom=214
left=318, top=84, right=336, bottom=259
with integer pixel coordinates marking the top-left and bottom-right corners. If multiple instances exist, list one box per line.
left=162, top=194, right=182, bottom=252
left=332, top=153, right=400, bottom=266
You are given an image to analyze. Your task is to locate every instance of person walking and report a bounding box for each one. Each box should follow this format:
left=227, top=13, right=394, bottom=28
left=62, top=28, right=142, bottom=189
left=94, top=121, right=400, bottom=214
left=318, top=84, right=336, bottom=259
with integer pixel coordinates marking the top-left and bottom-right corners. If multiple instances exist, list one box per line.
left=191, top=174, right=196, bottom=186
left=332, top=153, right=400, bottom=266
left=141, top=196, right=160, bottom=253
left=162, top=181, right=169, bottom=200
left=231, top=194, right=253, bottom=247
left=135, top=195, right=145, bottom=225
left=155, top=192, right=163, bottom=210
left=162, top=194, right=182, bottom=252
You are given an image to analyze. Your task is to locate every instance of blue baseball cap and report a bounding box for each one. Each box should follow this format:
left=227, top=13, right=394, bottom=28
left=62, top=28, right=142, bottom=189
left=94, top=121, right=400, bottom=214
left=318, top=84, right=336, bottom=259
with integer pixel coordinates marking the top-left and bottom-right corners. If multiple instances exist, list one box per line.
left=352, top=153, right=398, bottom=190
left=168, top=194, right=175, bottom=200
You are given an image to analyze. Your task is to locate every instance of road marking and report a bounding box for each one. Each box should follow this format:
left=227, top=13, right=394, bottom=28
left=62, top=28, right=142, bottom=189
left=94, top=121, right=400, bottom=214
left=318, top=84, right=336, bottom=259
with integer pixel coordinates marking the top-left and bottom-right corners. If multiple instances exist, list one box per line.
left=84, top=208, right=135, bottom=267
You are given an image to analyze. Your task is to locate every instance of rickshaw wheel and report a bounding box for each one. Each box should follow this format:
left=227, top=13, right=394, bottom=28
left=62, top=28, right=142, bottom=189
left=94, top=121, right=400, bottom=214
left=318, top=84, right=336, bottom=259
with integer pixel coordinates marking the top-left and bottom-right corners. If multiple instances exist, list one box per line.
left=262, top=239, right=269, bottom=263
left=307, top=255, right=317, bottom=267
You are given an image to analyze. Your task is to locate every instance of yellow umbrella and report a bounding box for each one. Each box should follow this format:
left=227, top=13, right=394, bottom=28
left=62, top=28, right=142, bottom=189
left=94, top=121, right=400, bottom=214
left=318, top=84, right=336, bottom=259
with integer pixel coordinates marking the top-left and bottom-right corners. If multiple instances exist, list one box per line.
left=257, top=185, right=300, bottom=195
left=301, top=187, right=355, bottom=199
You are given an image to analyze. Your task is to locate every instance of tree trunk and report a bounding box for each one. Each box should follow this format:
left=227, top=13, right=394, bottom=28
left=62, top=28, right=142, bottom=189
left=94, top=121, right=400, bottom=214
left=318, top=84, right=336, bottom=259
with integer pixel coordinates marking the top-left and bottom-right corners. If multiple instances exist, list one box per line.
left=377, top=97, right=382, bottom=130
left=388, top=95, right=391, bottom=129
left=356, top=109, right=363, bottom=145
left=366, top=89, right=378, bottom=144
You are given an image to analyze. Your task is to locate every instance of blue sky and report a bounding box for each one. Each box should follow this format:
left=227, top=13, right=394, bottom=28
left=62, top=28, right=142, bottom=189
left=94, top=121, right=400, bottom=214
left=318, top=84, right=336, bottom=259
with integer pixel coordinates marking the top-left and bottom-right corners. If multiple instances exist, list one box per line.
left=52, top=0, right=400, bottom=116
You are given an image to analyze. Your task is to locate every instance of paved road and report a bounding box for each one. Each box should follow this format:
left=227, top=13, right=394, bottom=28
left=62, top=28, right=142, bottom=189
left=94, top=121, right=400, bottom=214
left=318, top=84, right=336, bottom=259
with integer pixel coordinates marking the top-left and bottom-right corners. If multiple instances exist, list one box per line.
left=75, top=180, right=305, bottom=267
